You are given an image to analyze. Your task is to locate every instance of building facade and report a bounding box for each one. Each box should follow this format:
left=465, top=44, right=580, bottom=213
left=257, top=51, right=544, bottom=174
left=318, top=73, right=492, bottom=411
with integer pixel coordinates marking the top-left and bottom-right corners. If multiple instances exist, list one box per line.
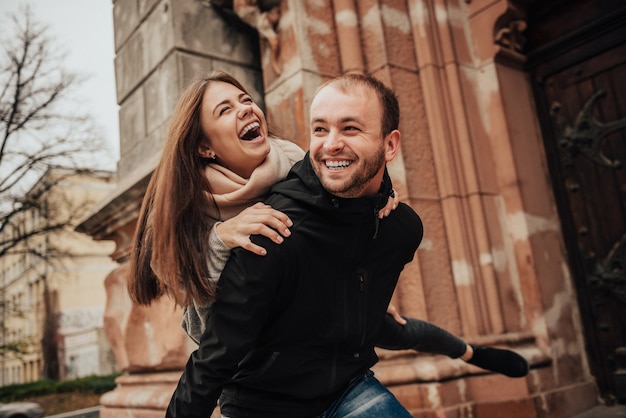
left=0, top=169, right=119, bottom=385
left=79, top=0, right=625, bottom=416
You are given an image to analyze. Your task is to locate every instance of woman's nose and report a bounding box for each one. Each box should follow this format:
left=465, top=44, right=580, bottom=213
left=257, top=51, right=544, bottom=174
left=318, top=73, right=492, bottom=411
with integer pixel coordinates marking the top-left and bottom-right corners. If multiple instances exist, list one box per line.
left=237, top=102, right=252, bottom=118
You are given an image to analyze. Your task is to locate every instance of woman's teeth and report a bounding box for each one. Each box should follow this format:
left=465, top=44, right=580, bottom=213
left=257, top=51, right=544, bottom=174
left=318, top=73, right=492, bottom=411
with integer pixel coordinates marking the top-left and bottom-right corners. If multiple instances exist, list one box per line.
left=240, top=122, right=260, bottom=140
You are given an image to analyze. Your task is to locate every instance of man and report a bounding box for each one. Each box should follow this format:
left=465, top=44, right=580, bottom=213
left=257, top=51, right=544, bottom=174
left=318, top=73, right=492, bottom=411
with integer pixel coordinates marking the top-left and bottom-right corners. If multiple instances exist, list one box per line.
left=167, top=73, right=422, bottom=417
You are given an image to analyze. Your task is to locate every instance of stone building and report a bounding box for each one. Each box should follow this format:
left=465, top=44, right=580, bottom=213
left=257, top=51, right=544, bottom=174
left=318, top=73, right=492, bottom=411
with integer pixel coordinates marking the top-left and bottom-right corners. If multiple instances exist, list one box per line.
left=78, top=0, right=626, bottom=416
left=0, top=168, right=118, bottom=385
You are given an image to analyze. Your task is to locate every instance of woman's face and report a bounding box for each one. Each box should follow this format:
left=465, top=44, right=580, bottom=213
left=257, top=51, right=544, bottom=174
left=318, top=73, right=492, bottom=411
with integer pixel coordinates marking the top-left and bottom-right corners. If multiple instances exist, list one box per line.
left=199, top=81, right=270, bottom=178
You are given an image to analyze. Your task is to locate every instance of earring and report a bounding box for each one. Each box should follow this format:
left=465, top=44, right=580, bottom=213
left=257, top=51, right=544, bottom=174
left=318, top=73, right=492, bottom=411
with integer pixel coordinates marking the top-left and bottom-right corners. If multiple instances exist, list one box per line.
left=207, top=150, right=216, bottom=159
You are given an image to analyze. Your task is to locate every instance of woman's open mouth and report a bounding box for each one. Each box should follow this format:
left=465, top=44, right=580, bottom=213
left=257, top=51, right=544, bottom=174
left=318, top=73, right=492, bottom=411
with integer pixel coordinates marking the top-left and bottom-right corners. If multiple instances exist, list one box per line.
left=239, top=122, right=262, bottom=141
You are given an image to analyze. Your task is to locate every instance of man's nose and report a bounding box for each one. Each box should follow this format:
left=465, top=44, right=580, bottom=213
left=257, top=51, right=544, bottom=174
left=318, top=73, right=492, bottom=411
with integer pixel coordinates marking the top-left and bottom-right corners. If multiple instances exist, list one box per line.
left=324, top=129, right=343, bottom=152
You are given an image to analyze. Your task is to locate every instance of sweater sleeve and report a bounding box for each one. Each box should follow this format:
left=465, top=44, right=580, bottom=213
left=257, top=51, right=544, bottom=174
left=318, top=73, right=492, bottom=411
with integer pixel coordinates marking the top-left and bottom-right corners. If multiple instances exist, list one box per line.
left=181, top=224, right=231, bottom=344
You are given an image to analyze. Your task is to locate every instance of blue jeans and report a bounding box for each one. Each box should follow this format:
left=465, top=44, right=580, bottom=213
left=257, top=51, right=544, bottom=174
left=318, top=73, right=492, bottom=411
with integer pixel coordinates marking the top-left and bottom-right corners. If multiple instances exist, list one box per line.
left=222, top=371, right=411, bottom=418
left=318, top=370, right=411, bottom=418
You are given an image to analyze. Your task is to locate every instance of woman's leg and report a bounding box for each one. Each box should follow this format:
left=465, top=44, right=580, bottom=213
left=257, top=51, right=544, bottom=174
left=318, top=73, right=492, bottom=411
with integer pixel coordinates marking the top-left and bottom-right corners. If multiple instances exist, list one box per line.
left=376, top=314, right=467, bottom=357
left=376, top=314, right=529, bottom=377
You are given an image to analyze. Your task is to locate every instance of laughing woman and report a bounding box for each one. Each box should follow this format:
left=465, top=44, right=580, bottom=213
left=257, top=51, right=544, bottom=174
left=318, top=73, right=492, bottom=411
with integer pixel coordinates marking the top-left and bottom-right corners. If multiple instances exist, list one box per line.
left=127, top=71, right=529, bottom=379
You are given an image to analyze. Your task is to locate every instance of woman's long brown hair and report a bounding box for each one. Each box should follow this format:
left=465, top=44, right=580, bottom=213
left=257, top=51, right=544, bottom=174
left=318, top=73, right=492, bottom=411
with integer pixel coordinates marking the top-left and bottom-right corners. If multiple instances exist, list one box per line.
left=128, top=71, right=252, bottom=307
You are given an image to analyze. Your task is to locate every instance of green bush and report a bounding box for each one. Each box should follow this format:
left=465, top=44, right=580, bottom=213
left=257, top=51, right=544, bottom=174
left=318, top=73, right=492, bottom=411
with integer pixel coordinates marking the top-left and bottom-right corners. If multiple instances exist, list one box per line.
left=0, top=373, right=120, bottom=402
left=0, top=379, right=56, bottom=401
left=55, top=374, right=118, bottom=394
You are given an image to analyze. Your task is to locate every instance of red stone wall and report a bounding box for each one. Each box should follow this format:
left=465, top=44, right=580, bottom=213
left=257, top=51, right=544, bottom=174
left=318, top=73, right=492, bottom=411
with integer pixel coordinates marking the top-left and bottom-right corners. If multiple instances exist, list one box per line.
left=88, top=0, right=601, bottom=416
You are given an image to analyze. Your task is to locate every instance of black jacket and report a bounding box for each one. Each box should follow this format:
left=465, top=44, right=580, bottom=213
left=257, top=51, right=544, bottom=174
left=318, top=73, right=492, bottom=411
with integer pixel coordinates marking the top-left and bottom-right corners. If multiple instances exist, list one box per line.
left=167, top=155, right=423, bottom=418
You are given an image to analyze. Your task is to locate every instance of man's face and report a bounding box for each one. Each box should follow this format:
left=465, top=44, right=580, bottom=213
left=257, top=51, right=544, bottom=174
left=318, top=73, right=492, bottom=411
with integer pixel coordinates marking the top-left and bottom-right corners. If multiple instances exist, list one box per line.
left=309, top=85, right=397, bottom=198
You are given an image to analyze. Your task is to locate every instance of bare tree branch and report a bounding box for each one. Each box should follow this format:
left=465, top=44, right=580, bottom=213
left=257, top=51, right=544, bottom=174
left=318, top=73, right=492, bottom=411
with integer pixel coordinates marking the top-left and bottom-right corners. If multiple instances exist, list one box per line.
left=0, top=5, right=112, bottom=372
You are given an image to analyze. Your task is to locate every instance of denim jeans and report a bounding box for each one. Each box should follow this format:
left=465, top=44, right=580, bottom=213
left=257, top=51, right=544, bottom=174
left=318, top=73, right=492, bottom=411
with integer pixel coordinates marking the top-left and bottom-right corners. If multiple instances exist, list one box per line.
left=222, top=370, right=411, bottom=418
left=318, top=370, right=411, bottom=418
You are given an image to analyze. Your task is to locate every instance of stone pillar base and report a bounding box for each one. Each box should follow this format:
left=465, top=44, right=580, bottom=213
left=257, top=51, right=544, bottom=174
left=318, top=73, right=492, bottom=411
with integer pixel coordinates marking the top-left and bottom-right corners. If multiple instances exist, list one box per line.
left=99, top=371, right=220, bottom=418
left=392, top=378, right=598, bottom=418
left=375, top=352, right=598, bottom=418
left=98, top=349, right=597, bottom=417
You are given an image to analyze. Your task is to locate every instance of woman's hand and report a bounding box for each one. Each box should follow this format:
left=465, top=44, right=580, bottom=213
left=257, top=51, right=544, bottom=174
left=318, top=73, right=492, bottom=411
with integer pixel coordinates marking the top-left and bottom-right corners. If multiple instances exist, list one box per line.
left=378, top=189, right=399, bottom=219
left=387, top=303, right=407, bottom=325
left=215, top=202, right=292, bottom=256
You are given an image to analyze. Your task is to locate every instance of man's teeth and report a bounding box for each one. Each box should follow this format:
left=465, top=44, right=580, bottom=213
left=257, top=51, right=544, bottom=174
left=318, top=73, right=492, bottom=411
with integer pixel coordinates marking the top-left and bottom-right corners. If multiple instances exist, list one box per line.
left=240, top=122, right=260, bottom=139
left=325, top=160, right=352, bottom=169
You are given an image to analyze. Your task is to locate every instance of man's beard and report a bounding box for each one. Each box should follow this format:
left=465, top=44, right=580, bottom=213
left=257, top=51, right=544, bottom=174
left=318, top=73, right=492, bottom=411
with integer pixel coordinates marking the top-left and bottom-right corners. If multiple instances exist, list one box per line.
left=313, top=146, right=385, bottom=198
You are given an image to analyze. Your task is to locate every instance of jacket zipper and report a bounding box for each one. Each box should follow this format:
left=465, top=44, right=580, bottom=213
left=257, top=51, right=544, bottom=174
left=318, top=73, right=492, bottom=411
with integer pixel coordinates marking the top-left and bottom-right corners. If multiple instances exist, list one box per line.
left=329, top=351, right=337, bottom=390
left=359, top=271, right=367, bottom=348
left=372, top=208, right=380, bottom=239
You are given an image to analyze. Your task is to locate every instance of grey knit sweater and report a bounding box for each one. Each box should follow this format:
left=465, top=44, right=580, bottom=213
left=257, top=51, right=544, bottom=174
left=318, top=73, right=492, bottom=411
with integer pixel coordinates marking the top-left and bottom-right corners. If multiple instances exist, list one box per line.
left=181, top=226, right=230, bottom=343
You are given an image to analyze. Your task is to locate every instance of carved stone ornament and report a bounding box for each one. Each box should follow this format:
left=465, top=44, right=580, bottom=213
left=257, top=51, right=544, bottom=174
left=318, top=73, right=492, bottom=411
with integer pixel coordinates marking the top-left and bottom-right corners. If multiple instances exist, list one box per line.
left=493, top=2, right=528, bottom=54
left=495, top=19, right=527, bottom=53
left=208, top=0, right=283, bottom=75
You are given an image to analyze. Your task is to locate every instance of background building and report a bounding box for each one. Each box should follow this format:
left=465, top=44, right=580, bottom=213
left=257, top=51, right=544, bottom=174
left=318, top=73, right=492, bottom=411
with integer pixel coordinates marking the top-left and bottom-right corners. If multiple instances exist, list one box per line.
left=79, top=0, right=625, bottom=416
left=0, top=168, right=119, bottom=385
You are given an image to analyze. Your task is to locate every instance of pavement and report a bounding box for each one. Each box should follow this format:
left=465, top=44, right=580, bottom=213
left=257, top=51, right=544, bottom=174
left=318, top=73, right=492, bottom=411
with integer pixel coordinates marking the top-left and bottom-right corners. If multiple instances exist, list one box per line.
left=572, top=404, right=626, bottom=417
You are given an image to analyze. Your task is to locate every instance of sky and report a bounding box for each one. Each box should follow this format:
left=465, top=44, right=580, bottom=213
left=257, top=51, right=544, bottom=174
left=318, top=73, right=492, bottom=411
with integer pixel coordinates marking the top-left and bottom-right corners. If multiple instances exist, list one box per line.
left=0, top=0, right=120, bottom=169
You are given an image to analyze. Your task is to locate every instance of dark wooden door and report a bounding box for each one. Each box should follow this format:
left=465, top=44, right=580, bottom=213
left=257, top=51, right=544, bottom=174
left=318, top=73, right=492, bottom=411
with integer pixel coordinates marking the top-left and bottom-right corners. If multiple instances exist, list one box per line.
left=527, top=1, right=626, bottom=404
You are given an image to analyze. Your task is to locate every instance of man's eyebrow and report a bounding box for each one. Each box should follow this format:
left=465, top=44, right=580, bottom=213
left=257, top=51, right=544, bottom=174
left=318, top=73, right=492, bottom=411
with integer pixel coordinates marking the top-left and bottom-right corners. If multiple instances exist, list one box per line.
left=311, top=116, right=363, bottom=124
left=340, top=116, right=362, bottom=124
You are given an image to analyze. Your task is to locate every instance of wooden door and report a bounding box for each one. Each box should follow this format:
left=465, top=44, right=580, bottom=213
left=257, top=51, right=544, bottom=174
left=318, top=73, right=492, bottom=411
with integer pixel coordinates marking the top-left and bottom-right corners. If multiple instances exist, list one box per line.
left=527, top=1, right=626, bottom=404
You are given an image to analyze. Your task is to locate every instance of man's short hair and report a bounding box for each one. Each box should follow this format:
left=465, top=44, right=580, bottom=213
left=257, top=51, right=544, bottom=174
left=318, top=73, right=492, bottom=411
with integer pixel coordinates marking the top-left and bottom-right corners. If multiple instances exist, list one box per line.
left=316, top=74, right=400, bottom=137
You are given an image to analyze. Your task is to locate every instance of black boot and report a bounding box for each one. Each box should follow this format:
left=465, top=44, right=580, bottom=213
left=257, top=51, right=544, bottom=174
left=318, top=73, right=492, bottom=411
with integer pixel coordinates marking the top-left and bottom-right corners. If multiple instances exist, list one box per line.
left=467, top=344, right=529, bottom=378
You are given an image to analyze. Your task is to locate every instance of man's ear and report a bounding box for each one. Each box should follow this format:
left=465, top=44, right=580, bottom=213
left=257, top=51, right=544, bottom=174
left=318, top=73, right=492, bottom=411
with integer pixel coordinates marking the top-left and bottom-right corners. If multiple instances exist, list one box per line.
left=384, top=130, right=401, bottom=162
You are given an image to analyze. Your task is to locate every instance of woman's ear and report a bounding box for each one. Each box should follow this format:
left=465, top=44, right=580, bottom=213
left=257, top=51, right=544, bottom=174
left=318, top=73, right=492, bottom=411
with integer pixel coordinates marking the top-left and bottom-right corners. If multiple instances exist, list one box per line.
left=198, top=145, right=216, bottom=159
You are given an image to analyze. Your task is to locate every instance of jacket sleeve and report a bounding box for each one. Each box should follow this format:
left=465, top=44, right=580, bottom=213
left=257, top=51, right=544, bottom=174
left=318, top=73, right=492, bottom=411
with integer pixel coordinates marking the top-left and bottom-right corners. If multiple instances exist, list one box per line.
left=166, top=241, right=283, bottom=417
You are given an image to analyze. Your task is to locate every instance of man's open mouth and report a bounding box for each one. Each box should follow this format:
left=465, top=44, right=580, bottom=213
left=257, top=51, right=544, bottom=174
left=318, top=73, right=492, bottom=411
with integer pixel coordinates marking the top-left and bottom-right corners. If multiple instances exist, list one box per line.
left=325, top=160, right=352, bottom=170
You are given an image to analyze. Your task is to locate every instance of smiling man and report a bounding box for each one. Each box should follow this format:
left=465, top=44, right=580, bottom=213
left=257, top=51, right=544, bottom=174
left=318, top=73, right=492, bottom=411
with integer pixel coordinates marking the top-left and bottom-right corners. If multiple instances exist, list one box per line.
left=309, top=76, right=398, bottom=199
left=167, top=73, right=423, bottom=418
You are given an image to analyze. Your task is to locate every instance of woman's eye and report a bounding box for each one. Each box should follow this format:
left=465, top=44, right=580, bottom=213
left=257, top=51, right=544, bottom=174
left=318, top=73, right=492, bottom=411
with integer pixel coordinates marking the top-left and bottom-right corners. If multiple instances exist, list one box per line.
left=219, top=106, right=230, bottom=116
left=243, top=96, right=253, bottom=103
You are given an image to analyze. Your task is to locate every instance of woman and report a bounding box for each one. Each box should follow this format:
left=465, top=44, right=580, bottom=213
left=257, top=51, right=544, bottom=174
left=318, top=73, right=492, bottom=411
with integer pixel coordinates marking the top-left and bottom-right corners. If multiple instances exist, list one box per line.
left=127, top=71, right=528, bottom=378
